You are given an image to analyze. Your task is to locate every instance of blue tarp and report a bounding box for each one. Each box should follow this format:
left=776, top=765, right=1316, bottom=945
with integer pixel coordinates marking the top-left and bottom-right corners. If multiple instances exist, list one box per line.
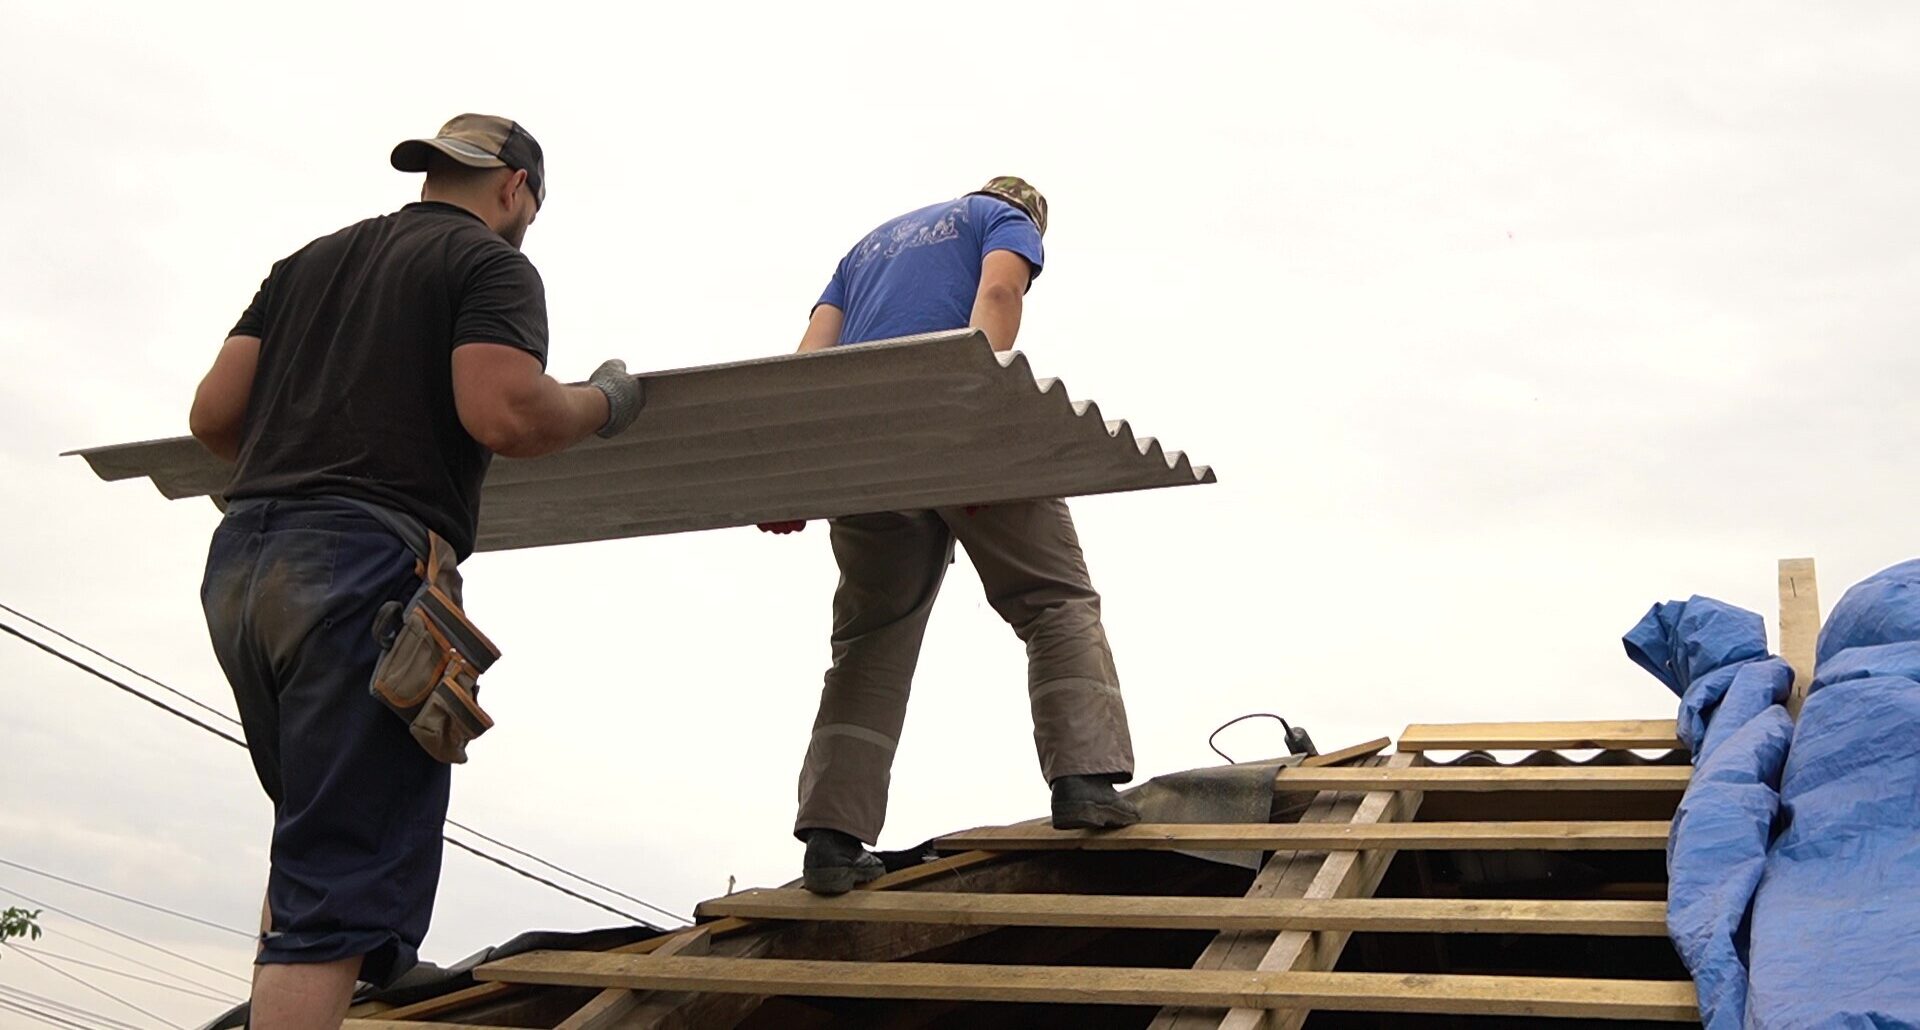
left=1626, top=563, right=1920, bottom=1028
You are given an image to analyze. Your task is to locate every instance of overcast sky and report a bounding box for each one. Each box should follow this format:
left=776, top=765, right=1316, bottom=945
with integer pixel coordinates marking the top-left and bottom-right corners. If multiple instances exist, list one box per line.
left=3, top=1, right=1917, bottom=1024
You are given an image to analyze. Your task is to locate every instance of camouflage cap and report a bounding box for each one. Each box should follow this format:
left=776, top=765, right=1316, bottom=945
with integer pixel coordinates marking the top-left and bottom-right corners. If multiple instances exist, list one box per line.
left=391, top=113, right=545, bottom=208
left=969, top=176, right=1048, bottom=236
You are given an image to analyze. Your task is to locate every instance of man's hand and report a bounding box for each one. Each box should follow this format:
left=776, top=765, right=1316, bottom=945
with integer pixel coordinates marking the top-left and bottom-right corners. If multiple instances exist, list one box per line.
left=588, top=359, right=645, bottom=438
left=758, top=520, right=807, bottom=534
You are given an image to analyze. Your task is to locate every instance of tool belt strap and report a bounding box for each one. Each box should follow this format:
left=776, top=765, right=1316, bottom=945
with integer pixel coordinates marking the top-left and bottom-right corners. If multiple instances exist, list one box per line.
left=351, top=500, right=500, bottom=764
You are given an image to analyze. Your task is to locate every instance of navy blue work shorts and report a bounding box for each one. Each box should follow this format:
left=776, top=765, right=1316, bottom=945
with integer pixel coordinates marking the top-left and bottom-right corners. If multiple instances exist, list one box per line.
left=201, top=497, right=450, bottom=987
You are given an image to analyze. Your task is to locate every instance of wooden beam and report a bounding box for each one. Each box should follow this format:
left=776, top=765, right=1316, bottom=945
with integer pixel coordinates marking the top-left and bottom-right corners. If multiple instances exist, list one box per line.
left=936, top=820, right=1671, bottom=853
left=1155, top=755, right=1417, bottom=1030
left=377, top=849, right=1009, bottom=1021
left=473, top=954, right=1700, bottom=1021
left=558, top=927, right=711, bottom=1029
left=1203, top=753, right=1422, bottom=1030
left=1397, top=720, right=1682, bottom=753
left=1297, top=737, right=1391, bottom=768
left=695, top=889, right=1666, bottom=936
left=1275, top=765, right=1692, bottom=793
left=1779, top=557, right=1821, bottom=720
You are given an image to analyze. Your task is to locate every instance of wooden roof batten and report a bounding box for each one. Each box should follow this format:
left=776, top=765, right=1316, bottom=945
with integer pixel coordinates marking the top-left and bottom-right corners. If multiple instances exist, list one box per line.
left=336, top=561, right=1862, bottom=1028
left=370, top=710, right=1704, bottom=1029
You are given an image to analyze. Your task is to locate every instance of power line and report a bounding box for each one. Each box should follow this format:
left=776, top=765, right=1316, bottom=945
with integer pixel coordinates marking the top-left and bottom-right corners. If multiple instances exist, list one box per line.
left=0, top=859, right=253, bottom=939
left=444, top=822, right=687, bottom=924
left=0, top=982, right=149, bottom=1030
left=0, top=601, right=242, bottom=728
left=53, top=924, right=241, bottom=999
left=0, top=885, right=251, bottom=987
left=7, top=946, right=182, bottom=1029
left=2, top=607, right=685, bottom=926
left=12, top=945, right=240, bottom=1004
left=440, top=836, right=648, bottom=924
left=0, top=996, right=95, bottom=1030
left=0, top=622, right=246, bottom=746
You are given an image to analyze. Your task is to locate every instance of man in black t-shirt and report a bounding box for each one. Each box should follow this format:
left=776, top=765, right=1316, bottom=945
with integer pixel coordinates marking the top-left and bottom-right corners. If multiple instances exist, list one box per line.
left=188, top=114, right=642, bottom=1029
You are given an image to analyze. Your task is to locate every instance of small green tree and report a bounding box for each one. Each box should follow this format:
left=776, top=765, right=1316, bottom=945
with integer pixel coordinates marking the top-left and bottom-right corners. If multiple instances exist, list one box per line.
left=1, top=907, right=43, bottom=954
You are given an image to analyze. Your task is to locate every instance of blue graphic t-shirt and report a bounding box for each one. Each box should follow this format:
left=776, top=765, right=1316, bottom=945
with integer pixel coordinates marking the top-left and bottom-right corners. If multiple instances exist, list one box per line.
left=816, top=194, right=1044, bottom=346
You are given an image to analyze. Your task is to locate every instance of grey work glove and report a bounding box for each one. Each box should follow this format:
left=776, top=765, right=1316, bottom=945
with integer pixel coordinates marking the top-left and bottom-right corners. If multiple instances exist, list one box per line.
left=587, top=359, right=645, bottom=438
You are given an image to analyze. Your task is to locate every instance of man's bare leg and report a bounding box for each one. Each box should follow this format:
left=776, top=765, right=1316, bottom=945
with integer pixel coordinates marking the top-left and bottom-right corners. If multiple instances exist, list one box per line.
left=250, top=956, right=360, bottom=1029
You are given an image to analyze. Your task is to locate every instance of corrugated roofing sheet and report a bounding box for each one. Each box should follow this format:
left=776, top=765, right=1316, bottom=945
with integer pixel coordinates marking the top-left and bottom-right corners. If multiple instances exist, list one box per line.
left=68, top=331, right=1214, bottom=551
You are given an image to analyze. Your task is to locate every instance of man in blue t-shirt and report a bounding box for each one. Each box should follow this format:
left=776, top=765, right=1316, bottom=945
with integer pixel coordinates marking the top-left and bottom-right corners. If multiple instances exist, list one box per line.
left=762, top=177, right=1139, bottom=894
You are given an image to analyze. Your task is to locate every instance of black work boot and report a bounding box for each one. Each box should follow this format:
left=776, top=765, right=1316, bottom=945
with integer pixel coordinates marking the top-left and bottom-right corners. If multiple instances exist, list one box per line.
left=802, top=829, right=885, bottom=896
left=1051, top=775, right=1142, bottom=830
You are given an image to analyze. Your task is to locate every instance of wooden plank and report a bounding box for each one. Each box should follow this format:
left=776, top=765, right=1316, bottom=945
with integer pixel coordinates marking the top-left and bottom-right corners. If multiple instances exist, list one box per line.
left=1156, top=759, right=1402, bottom=1030
left=473, top=954, right=1699, bottom=1021
left=1297, top=737, right=1391, bottom=768
left=1202, top=753, right=1421, bottom=1030
left=376, top=928, right=703, bottom=1021
left=559, top=927, right=711, bottom=1029
left=378, top=982, right=529, bottom=1021
left=378, top=850, right=1008, bottom=1020
left=1779, top=557, right=1821, bottom=720
left=1275, top=765, right=1692, bottom=793
left=936, top=820, right=1671, bottom=852
left=1397, top=720, right=1682, bottom=753
left=695, top=889, right=1666, bottom=936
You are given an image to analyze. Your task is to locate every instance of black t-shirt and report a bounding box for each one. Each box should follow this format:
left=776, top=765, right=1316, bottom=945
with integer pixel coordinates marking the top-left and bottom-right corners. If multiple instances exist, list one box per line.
left=226, top=202, right=548, bottom=558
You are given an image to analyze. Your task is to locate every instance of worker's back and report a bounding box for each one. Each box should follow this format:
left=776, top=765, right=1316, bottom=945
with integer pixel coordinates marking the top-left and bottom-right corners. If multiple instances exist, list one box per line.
left=226, top=201, right=548, bottom=557
left=818, top=194, right=1044, bottom=346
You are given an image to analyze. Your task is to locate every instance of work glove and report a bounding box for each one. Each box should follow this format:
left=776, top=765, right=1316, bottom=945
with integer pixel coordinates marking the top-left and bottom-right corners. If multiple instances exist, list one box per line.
left=588, top=359, right=645, bottom=438
left=758, top=520, right=806, bottom=534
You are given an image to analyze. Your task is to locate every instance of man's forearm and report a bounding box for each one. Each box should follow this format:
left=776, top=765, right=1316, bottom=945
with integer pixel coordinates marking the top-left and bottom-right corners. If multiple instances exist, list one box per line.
left=194, top=428, right=243, bottom=463
left=969, top=286, right=1023, bottom=352
left=490, top=379, right=609, bottom=458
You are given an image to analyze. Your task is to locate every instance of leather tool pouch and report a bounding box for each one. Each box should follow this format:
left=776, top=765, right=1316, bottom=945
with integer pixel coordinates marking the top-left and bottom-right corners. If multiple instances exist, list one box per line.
left=368, top=530, right=500, bottom=763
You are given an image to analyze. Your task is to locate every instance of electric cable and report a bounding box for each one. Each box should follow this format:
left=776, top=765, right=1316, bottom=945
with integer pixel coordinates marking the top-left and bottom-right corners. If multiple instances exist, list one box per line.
left=0, top=885, right=250, bottom=987
left=12, top=945, right=239, bottom=1004
left=0, top=981, right=149, bottom=1030
left=3, top=609, right=689, bottom=925
left=7, top=946, right=182, bottom=1028
left=0, top=859, right=253, bottom=939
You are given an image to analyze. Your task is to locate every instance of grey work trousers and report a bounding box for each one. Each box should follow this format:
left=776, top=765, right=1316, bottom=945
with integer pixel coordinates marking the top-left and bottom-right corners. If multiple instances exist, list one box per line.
left=794, top=498, right=1135, bottom=844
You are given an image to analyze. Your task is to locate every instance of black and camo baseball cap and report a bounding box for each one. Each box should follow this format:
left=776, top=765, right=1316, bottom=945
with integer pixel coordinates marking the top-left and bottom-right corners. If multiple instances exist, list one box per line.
left=969, top=176, right=1047, bottom=235
left=391, top=114, right=545, bottom=208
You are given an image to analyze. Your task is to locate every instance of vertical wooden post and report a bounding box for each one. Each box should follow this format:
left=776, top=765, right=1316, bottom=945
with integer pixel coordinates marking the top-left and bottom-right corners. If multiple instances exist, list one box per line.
left=1778, top=558, right=1820, bottom=720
